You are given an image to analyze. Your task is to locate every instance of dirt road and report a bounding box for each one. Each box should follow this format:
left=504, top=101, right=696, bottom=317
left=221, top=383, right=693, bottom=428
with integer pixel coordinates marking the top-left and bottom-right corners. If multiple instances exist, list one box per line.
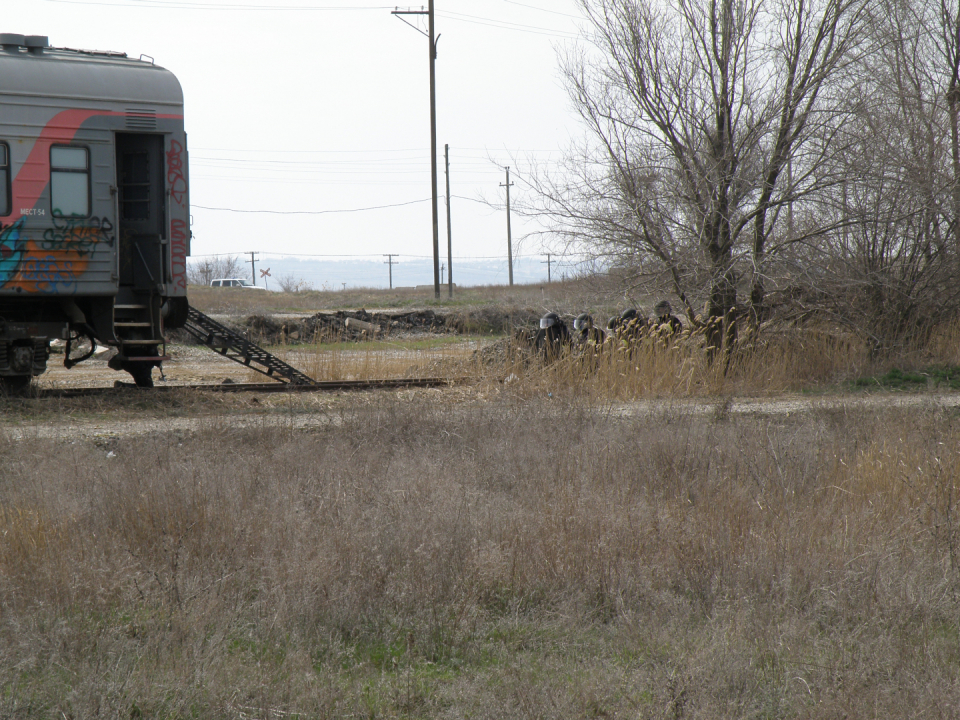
left=4, top=378, right=958, bottom=444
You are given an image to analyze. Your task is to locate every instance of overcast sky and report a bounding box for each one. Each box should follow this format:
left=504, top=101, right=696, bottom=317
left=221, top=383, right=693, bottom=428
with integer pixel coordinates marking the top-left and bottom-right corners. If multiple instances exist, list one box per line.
left=10, top=0, right=588, bottom=285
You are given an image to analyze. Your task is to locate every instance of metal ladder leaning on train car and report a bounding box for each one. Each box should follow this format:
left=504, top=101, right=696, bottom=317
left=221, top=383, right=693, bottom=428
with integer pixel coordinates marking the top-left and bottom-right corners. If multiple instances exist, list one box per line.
left=183, top=306, right=317, bottom=385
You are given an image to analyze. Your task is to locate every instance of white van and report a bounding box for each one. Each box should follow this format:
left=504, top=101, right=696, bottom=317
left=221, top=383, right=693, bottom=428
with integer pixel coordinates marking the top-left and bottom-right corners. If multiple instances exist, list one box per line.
left=210, top=278, right=264, bottom=289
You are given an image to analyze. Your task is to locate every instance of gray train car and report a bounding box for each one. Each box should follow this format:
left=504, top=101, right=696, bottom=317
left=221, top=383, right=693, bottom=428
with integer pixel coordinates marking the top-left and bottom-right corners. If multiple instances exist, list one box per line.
left=0, top=33, right=190, bottom=389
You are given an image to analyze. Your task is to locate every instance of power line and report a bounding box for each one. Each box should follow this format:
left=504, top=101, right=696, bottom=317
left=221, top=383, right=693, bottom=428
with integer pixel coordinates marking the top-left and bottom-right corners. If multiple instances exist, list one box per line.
left=190, top=251, right=579, bottom=261
left=191, top=198, right=431, bottom=215
left=189, top=176, right=432, bottom=186
left=45, top=0, right=392, bottom=8
left=191, top=157, right=429, bottom=167
left=189, top=156, right=521, bottom=168
left=191, top=145, right=567, bottom=155
left=194, top=146, right=430, bottom=154
left=501, top=0, right=583, bottom=20
left=436, top=9, right=577, bottom=38
left=44, top=0, right=579, bottom=38
left=187, top=167, right=541, bottom=183
left=190, top=194, right=493, bottom=216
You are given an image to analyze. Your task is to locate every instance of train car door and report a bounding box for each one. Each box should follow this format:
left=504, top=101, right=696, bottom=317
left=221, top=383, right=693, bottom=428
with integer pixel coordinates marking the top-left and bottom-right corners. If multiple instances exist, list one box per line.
left=115, top=133, right=166, bottom=290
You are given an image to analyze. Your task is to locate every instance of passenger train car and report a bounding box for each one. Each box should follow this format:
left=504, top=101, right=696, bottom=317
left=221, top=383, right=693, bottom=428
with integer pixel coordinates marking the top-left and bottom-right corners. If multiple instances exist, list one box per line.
left=0, top=33, right=189, bottom=389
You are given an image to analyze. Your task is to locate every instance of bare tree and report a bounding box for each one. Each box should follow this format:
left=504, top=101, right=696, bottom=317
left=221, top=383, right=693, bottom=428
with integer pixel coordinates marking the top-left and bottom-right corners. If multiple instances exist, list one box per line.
left=276, top=273, right=314, bottom=293
left=533, top=0, right=870, bottom=358
left=941, top=0, right=960, bottom=239
left=793, top=0, right=960, bottom=354
left=187, top=255, right=244, bottom=286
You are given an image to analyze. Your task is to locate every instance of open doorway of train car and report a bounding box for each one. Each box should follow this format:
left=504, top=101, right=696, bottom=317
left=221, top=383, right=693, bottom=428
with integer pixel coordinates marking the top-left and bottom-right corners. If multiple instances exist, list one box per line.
left=113, top=133, right=167, bottom=385
left=116, top=133, right=166, bottom=289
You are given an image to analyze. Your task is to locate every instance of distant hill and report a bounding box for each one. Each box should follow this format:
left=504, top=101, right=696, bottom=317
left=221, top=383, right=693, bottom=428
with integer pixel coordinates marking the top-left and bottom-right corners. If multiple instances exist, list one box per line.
left=222, top=255, right=577, bottom=291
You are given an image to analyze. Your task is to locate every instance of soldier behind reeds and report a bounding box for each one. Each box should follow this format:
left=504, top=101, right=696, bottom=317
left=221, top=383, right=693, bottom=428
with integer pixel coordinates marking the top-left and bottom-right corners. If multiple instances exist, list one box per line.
left=573, top=313, right=605, bottom=370
left=573, top=313, right=605, bottom=348
left=602, top=308, right=649, bottom=361
left=652, top=300, right=683, bottom=337
left=617, top=308, right=649, bottom=342
left=534, top=312, right=572, bottom=362
left=606, top=314, right=622, bottom=340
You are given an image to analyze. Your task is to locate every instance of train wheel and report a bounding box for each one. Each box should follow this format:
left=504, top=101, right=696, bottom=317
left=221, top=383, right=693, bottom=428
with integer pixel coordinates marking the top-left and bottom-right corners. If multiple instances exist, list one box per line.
left=161, top=296, right=189, bottom=329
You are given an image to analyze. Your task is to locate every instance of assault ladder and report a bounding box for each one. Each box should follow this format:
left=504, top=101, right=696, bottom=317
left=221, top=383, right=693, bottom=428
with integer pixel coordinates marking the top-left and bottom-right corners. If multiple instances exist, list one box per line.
left=183, top=306, right=317, bottom=385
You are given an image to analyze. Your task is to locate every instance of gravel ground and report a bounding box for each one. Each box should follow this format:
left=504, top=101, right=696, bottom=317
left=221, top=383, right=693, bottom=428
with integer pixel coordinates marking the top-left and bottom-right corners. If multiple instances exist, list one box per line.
left=39, top=343, right=258, bottom=389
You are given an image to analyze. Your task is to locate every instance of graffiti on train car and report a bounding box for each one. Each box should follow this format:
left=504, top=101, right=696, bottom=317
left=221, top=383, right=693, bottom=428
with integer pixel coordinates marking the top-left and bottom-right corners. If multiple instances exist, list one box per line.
left=0, top=219, right=27, bottom=286
left=1, top=216, right=113, bottom=293
left=171, top=218, right=188, bottom=289
left=166, top=140, right=187, bottom=206
left=16, top=256, right=79, bottom=293
left=40, top=215, right=114, bottom=257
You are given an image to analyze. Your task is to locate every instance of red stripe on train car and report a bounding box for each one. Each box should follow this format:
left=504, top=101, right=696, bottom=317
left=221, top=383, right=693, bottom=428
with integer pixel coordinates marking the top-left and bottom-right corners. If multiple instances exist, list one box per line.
left=10, top=108, right=185, bottom=224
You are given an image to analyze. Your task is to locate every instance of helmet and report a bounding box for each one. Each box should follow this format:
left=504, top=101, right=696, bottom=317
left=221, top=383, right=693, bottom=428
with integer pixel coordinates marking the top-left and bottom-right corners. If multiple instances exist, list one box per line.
left=573, top=313, right=593, bottom=331
left=655, top=300, right=672, bottom=316
left=620, top=308, right=639, bottom=321
left=607, top=315, right=620, bottom=330
left=539, top=312, right=561, bottom=329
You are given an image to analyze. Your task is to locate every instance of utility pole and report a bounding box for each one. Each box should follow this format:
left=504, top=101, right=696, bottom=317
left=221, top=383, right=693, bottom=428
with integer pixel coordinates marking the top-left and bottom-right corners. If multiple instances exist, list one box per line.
left=246, top=251, right=259, bottom=286
left=542, top=253, right=552, bottom=283
left=393, top=3, right=441, bottom=299
left=383, top=254, right=397, bottom=289
left=441, top=263, right=445, bottom=285
left=445, top=143, right=453, bottom=298
left=501, top=167, right=514, bottom=286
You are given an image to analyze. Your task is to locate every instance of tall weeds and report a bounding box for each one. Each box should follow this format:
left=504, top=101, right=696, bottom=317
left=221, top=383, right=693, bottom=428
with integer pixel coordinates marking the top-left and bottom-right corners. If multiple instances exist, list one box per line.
left=475, top=322, right=868, bottom=400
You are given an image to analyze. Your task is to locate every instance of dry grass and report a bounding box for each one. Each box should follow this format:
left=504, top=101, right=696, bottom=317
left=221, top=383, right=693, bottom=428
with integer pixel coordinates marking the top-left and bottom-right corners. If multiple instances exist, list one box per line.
left=226, top=315, right=960, bottom=396
left=256, top=338, right=484, bottom=383
left=5, top=308, right=960, bottom=717
left=3, top=394, right=960, bottom=718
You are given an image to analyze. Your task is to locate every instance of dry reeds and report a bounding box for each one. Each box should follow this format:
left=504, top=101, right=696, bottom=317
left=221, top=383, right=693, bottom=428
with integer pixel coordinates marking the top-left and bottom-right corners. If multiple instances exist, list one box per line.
left=471, top=320, right=868, bottom=400
left=232, top=316, right=869, bottom=395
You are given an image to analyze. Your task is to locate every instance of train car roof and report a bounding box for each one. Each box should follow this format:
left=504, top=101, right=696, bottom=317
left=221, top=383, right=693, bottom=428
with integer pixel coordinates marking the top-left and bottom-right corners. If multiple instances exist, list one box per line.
left=0, top=34, right=183, bottom=107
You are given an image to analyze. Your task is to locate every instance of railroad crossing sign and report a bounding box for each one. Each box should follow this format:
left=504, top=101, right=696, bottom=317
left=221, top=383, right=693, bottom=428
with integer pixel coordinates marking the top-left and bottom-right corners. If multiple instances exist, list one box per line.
left=260, top=267, right=271, bottom=290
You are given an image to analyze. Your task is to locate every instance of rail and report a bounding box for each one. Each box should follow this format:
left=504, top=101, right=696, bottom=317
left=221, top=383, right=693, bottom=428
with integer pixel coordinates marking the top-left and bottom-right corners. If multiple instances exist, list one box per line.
left=35, top=377, right=463, bottom=399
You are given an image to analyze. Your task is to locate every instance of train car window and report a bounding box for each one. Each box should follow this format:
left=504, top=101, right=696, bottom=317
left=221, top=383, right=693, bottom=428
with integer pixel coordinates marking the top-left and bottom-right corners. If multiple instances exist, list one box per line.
left=50, top=146, right=90, bottom=217
left=0, top=143, right=9, bottom=216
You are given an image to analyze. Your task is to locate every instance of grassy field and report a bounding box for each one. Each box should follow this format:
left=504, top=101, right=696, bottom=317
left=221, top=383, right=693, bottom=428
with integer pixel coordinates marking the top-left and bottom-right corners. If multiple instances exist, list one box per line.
left=4, top=283, right=960, bottom=718
left=3, top=396, right=960, bottom=718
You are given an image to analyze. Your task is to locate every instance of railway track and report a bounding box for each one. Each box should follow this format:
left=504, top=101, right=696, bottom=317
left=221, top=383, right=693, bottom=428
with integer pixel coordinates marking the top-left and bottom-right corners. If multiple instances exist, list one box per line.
left=34, top=377, right=464, bottom=399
